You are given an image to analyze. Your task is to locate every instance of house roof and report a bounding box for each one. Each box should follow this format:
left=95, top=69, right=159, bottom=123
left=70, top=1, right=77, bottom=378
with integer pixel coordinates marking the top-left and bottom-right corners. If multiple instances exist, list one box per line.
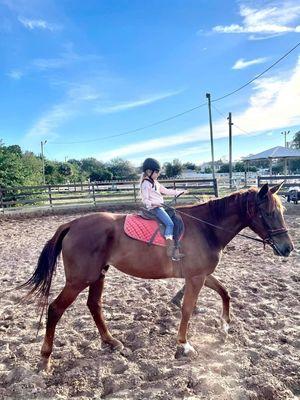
left=243, top=146, right=300, bottom=161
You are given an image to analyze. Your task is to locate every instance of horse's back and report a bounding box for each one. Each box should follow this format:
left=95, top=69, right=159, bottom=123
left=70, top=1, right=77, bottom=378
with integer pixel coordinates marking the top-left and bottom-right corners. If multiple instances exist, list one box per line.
left=60, top=212, right=125, bottom=279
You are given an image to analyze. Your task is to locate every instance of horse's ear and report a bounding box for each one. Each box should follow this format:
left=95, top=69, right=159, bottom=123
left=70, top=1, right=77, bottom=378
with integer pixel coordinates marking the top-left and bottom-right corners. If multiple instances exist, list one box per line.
left=258, top=183, right=269, bottom=199
left=270, top=181, right=284, bottom=194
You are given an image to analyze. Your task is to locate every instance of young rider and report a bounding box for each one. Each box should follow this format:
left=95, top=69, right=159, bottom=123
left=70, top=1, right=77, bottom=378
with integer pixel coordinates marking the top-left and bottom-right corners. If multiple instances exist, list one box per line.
left=140, top=158, right=187, bottom=260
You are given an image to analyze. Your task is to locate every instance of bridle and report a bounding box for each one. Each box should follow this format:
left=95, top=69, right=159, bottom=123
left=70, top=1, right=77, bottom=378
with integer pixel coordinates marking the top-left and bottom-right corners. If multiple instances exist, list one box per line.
left=253, top=198, right=288, bottom=251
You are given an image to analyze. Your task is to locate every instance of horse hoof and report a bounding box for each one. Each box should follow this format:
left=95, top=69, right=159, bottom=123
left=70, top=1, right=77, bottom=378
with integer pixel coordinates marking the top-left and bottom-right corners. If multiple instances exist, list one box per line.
left=171, top=298, right=181, bottom=308
left=104, top=338, right=124, bottom=351
left=175, top=342, right=197, bottom=359
left=221, top=319, right=230, bottom=335
left=39, top=356, right=51, bottom=373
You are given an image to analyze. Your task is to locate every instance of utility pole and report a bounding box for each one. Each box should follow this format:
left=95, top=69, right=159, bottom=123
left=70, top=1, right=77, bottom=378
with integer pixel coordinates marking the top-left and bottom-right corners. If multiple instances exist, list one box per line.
left=281, top=130, right=290, bottom=148
left=227, top=112, right=233, bottom=189
left=206, top=93, right=215, bottom=180
left=41, top=140, right=47, bottom=184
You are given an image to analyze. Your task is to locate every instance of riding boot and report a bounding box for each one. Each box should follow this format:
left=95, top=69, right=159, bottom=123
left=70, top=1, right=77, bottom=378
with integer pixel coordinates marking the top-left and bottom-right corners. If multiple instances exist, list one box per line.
left=172, top=247, right=185, bottom=261
left=165, top=238, right=175, bottom=258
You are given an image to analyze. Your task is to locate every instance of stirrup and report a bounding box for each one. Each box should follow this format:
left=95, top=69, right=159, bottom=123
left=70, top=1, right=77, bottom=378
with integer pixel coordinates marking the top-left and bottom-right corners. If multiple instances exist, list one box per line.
left=172, top=248, right=185, bottom=261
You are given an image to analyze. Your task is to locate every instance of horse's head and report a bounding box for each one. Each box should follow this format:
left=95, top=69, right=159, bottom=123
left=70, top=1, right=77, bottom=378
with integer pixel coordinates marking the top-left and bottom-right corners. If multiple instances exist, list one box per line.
left=247, top=183, right=294, bottom=257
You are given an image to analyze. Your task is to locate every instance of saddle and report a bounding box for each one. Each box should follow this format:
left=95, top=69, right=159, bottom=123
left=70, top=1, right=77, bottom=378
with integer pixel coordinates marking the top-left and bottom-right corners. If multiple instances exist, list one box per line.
left=124, top=208, right=184, bottom=247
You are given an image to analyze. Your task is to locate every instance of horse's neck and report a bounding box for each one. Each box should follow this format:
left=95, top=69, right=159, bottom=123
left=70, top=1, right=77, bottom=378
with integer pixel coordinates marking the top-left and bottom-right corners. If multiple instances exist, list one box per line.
left=214, top=211, right=247, bottom=248
left=192, top=195, right=249, bottom=249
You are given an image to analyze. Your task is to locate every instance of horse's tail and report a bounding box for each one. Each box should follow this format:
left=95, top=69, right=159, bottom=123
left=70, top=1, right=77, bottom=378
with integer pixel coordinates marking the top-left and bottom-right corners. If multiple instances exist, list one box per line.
left=18, top=222, right=71, bottom=302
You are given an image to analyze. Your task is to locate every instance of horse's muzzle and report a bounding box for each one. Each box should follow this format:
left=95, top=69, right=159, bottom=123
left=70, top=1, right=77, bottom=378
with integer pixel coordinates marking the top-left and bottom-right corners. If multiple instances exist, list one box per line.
left=272, top=241, right=294, bottom=257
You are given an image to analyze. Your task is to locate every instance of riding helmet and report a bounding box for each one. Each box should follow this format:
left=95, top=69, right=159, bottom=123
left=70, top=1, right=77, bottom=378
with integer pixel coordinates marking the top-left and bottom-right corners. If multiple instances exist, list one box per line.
left=142, top=158, right=161, bottom=172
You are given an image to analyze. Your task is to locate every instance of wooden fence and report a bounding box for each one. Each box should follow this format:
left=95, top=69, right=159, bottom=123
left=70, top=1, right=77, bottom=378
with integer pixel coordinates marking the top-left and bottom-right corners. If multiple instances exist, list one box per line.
left=257, top=175, right=300, bottom=194
left=0, top=178, right=219, bottom=214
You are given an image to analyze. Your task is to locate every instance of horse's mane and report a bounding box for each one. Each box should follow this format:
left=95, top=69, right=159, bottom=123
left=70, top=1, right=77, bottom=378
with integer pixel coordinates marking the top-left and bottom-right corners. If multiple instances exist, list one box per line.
left=177, top=187, right=284, bottom=221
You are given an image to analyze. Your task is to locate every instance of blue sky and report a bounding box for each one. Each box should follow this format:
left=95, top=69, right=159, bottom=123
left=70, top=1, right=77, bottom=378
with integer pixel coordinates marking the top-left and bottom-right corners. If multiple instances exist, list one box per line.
left=1, top=0, right=300, bottom=166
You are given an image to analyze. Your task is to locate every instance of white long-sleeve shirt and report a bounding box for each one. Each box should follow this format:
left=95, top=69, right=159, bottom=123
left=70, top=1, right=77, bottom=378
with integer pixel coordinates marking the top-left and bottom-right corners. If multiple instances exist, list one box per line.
left=140, top=179, right=184, bottom=209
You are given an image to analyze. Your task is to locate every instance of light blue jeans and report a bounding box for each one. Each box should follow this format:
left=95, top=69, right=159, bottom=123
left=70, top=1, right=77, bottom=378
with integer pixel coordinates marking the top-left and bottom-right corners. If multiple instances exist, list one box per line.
left=152, top=207, right=174, bottom=238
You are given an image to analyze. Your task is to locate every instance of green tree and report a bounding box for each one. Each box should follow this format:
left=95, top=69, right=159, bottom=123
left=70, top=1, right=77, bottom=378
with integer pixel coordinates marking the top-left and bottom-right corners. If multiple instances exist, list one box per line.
left=21, top=151, right=43, bottom=185
left=0, top=145, right=23, bottom=186
left=0, top=143, right=43, bottom=187
left=164, top=159, right=183, bottom=178
left=219, top=163, right=229, bottom=173
left=90, top=170, right=113, bottom=181
left=234, top=162, right=245, bottom=172
left=106, top=158, right=138, bottom=180
left=204, top=166, right=212, bottom=173
left=291, top=131, right=300, bottom=149
left=58, top=163, right=72, bottom=178
left=182, top=162, right=196, bottom=170
left=290, top=159, right=300, bottom=173
left=272, top=163, right=284, bottom=174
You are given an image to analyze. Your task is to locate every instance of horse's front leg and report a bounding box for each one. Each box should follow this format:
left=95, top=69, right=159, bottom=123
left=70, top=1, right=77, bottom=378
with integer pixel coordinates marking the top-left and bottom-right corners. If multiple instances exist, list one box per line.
left=204, top=275, right=231, bottom=334
left=177, top=274, right=205, bottom=356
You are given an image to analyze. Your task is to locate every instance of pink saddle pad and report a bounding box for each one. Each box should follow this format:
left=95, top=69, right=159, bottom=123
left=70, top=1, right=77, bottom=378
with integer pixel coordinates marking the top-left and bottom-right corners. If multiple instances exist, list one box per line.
left=124, top=214, right=166, bottom=246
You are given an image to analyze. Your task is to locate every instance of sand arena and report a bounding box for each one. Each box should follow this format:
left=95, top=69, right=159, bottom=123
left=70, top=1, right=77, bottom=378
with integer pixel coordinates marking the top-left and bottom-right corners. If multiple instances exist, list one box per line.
left=0, top=205, right=299, bottom=399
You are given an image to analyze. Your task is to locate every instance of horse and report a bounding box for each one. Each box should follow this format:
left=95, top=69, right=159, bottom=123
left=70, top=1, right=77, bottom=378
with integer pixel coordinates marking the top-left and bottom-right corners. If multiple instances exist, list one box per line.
left=20, top=183, right=293, bottom=371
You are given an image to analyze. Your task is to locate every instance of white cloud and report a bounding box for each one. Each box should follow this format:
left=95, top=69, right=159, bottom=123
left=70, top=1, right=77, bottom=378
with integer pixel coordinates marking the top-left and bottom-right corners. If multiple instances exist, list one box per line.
left=32, top=58, right=70, bottom=70
left=23, top=81, right=107, bottom=143
left=25, top=102, right=74, bottom=141
left=233, top=57, right=300, bottom=132
left=67, top=84, right=102, bottom=101
left=212, top=2, right=300, bottom=38
left=98, top=57, right=300, bottom=161
left=6, top=69, right=23, bottom=79
left=232, top=57, right=268, bottom=69
left=18, top=16, right=60, bottom=31
left=32, top=50, right=102, bottom=71
left=95, top=90, right=183, bottom=114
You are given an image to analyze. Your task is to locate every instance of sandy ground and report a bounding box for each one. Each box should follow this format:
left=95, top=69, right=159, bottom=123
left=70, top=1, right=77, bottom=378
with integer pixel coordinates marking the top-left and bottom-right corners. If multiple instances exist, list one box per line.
left=0, top=205, right=299, bottom=400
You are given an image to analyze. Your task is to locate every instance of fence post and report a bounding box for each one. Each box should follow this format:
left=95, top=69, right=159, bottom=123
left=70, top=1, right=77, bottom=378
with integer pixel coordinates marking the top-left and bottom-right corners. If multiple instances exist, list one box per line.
left=173, top=180, right=177, bottom=204
left=92, top=184, right=96, bottom=206
left=214, top=178, right=219, bottom=197
left=257, top=176, right=260, bottom=188
left=133, top=182, right=137, bottom=203
left=48, top=185, right=53, bottom=208
left=0, top=189, right=4, bottom=213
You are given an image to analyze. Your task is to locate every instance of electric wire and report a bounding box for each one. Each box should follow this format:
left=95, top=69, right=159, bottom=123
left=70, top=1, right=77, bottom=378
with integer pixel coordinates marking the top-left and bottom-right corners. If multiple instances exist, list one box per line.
left=49, top=41, right=300, bottom=146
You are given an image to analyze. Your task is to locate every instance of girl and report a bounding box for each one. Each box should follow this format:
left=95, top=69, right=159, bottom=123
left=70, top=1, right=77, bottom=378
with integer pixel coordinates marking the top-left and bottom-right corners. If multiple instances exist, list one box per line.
left=140, top=158, right=187, bottom=260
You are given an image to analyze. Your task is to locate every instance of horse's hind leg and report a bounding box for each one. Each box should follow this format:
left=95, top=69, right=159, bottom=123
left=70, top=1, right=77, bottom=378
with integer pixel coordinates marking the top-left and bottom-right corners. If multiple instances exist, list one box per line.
left=41, top=283, right=86, bottom=371
left=87, top=270, right=123, bottom=351
left=205, top=275, right=231, bottom=334
left=171, top=286, right=185, bottom=307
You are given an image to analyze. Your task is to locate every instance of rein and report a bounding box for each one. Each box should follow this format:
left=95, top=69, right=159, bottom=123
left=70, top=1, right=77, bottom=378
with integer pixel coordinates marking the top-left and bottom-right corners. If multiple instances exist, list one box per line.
left=164, top=192, right=288, bottom=247
left=163, top=203, right=266, bottom=244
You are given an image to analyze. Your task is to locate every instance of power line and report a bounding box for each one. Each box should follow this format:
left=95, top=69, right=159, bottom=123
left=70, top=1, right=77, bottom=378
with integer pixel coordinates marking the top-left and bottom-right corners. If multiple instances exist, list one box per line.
left=211, top=104, right=227, bottom=118
left=212, top=41, right=300, bottom=103
left=51, top=102, right=207, bottom=145
left=49, top=40, right=300, bottom=146
left=233, top=123, right=250, bottom=135
left=212, top=104, right=251, bottom=134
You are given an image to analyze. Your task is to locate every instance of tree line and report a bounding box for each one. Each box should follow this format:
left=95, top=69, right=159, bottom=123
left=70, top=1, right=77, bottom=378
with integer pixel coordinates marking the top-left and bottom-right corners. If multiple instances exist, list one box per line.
left=1, top=131, right=299, bottom=187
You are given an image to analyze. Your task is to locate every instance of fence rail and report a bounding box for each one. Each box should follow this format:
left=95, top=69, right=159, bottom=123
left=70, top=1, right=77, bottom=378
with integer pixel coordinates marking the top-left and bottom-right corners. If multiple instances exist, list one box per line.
left=0, top=178, right=219, bottom=214
left=257, top=175, right=300, bottom=194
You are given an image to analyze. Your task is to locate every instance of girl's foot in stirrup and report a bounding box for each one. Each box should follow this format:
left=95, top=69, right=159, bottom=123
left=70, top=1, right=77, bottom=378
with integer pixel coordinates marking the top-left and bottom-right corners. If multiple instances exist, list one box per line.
left=166, top=238, right=175, bottom=258
left=172, top=248, right=185, bottom=261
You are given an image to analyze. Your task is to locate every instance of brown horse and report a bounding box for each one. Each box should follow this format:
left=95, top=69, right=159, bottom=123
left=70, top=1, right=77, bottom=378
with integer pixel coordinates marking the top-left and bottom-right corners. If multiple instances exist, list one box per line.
left=20, top=183, right=293, bottom=371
